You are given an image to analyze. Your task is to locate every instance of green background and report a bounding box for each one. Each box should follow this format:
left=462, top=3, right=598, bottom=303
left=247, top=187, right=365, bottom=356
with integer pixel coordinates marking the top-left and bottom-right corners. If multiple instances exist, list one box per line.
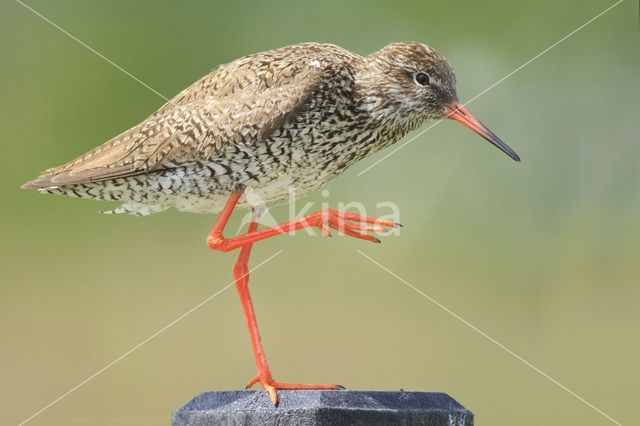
left=2, top=1, right=638, bottom=425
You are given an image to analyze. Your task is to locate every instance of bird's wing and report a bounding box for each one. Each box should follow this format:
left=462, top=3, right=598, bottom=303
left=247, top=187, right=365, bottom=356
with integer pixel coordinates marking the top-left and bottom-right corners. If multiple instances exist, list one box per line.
left=22, top=59, right=332, bottom=189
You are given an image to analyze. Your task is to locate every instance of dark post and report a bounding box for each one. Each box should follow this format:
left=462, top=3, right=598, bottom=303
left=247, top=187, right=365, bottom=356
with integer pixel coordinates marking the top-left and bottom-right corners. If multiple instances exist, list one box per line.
left=172, top=390, right=473, bottom=425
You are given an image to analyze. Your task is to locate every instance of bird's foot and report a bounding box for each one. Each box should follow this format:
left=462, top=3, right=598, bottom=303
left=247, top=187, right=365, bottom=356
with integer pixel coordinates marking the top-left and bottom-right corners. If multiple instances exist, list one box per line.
left=246, top=373, right=344, bottom=406
left=307, top=209, right=401, bottom=243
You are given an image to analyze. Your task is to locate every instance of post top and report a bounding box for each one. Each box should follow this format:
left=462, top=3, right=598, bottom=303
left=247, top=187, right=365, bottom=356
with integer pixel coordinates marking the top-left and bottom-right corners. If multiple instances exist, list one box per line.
left=173, top=390, right=473, bottom=426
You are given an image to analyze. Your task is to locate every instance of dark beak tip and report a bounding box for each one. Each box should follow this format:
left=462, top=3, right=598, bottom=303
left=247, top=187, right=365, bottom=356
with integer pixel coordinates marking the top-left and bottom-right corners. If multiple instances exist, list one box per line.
left=507, top=150, right=521, bottom=162
left=505, top=149, right=521, bottom=162
left=445, top=102, right=521, bottom=164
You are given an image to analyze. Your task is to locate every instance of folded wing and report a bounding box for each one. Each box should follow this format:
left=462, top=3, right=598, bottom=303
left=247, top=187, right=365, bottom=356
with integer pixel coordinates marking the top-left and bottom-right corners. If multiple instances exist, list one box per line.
left=22, top=57, right=328, bottom=189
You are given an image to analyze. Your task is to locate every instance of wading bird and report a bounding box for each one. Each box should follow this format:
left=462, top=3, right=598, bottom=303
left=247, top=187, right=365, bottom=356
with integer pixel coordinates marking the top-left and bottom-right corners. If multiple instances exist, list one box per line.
left=22, top=42, right=520, bottom=405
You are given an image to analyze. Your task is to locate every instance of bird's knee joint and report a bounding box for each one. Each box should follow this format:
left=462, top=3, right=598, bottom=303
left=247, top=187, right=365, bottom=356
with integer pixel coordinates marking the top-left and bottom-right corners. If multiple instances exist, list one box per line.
left=207, top=234, right=231, bottom=252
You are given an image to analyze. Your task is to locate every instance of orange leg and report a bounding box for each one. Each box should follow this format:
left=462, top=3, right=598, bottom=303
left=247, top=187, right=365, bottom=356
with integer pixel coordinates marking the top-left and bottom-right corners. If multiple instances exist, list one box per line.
left=207, top=192, right=400, bottom=253
left=232, top=215, right=340, bottom=406
left=213, top=192, right=398, bottom=406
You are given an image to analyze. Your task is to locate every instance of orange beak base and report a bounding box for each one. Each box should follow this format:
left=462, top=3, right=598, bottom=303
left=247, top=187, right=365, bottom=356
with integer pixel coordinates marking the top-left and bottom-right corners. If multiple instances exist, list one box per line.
left=444, top=102, right=520, bottom=162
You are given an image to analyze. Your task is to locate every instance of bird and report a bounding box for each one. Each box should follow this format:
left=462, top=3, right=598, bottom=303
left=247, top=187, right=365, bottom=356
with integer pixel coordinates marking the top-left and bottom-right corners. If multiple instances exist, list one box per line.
left=22, top=41, right=520, bottom=406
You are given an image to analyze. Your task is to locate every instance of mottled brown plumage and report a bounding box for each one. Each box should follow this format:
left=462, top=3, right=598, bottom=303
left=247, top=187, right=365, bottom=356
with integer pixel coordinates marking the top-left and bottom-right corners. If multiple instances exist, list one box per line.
left=22, top=42, right=517, bottom=215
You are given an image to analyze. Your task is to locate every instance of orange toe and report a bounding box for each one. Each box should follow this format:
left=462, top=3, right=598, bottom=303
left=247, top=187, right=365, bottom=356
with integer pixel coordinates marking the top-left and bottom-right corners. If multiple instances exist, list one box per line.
left=248, top=373, right=342, bottom=406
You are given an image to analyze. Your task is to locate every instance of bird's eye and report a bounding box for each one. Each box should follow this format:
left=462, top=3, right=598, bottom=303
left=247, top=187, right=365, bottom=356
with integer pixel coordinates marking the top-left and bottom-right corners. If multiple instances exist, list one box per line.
left=414, top=72, right=430, bottom=86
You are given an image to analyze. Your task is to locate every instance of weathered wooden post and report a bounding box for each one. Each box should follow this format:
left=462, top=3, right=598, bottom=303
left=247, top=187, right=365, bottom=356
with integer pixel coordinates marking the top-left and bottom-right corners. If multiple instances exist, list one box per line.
left=173, top=390, right=473, bottom=425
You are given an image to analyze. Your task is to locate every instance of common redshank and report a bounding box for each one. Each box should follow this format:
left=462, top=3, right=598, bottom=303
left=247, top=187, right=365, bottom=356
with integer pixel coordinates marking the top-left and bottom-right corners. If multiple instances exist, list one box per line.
left=22, top=42, right=520, bottom=405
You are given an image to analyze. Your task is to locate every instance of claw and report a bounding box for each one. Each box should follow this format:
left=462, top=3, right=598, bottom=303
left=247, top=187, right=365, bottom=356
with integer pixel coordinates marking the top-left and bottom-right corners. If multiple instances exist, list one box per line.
left=319, top=225, right=332, bottom=237
left=265, top=385, right=279, bottom=406
left=246, top=376, right=259, bottom=389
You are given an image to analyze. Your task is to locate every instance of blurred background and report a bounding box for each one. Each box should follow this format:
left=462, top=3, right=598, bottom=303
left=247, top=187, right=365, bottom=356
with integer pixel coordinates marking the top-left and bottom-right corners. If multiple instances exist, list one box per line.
left=1, top=0, right=638, bottom=424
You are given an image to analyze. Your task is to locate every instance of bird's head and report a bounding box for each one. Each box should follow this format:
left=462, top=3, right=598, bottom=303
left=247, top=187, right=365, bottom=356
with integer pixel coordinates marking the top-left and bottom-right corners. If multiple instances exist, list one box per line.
left=360, top=42, right=520, bottom=161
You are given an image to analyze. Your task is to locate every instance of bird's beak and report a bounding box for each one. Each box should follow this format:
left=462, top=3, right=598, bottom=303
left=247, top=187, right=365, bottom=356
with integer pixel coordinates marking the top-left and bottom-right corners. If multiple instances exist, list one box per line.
left=444, top=101, right=520, bottom=162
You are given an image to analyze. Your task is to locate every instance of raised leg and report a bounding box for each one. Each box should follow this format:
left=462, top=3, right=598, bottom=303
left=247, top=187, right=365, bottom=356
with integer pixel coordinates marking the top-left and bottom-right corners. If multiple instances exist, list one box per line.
left=232, top=213, right=340, bottom=406
left=207, top=192, right=400, bottom=252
